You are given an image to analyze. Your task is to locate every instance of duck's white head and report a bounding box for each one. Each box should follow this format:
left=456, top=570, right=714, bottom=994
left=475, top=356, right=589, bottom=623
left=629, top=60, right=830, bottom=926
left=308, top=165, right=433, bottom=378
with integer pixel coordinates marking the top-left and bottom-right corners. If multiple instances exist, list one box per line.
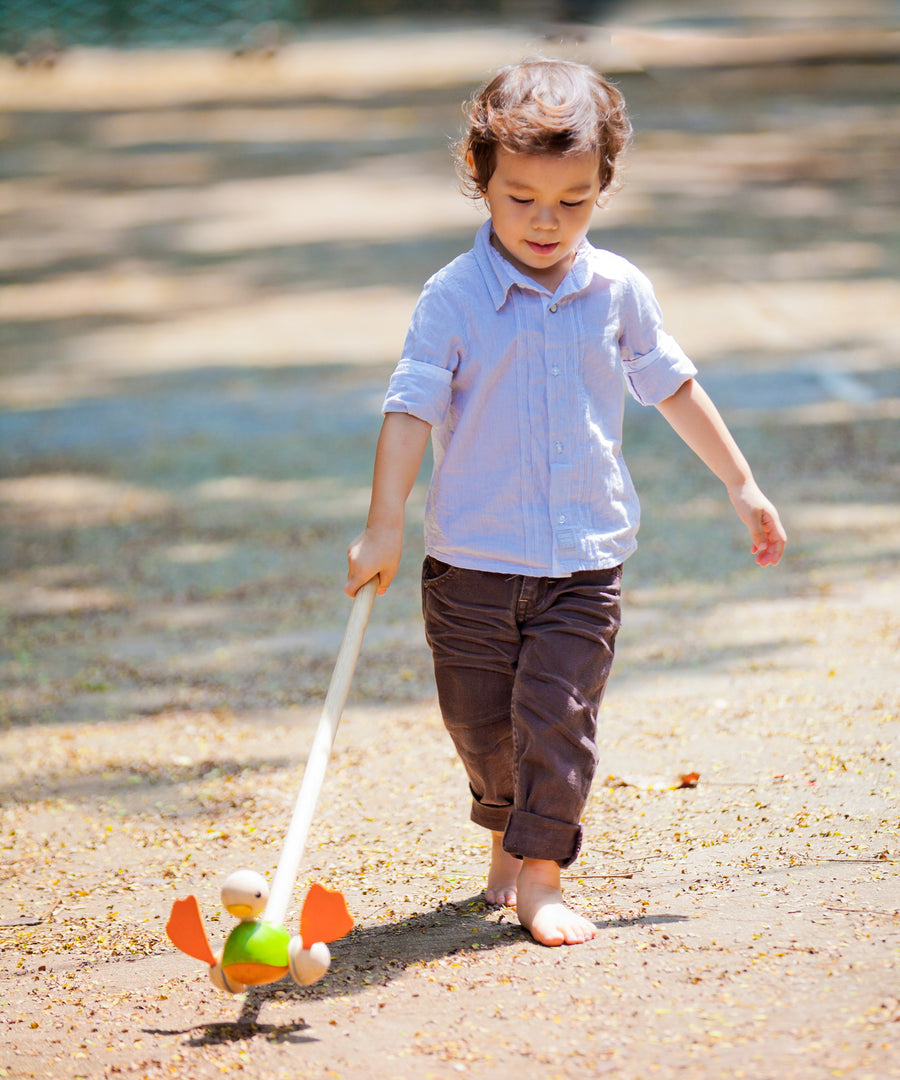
left=221, top=868, right=269, bottom=920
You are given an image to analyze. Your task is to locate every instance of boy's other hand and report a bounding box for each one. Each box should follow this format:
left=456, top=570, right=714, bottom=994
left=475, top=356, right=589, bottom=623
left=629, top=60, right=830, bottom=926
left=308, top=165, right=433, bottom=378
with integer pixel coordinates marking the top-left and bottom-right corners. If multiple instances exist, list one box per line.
left=728, top=481, right=787, bottom=567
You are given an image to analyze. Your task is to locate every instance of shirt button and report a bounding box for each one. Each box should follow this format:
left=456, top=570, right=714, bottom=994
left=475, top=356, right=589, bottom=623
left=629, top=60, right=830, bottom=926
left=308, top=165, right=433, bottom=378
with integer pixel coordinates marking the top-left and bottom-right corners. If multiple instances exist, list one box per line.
left=558, top=514, right=566, bottom=524
left=549, top=303, right=558, bottom=313
left=555, top=442, right=563, bottom=453
left=550, top=366, right=560, bottom=376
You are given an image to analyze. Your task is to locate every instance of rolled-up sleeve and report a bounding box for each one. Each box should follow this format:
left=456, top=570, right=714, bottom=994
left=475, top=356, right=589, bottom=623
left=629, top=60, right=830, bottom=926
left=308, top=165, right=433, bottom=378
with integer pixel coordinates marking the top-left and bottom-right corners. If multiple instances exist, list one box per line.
left=619, top=268, right=697, bottom=406
left=622, top=331, right=696, bottom=406
left=382, top=273, right=464, bottom=426
left=383, top=358, right=453, bottom=426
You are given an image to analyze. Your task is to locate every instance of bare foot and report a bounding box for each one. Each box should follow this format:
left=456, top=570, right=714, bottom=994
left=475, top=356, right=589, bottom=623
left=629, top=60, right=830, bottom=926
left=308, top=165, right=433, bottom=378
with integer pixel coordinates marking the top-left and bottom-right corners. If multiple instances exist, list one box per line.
left=516, top=859, right=596, bottom=946
left=485, top=831, right=520, bottom=907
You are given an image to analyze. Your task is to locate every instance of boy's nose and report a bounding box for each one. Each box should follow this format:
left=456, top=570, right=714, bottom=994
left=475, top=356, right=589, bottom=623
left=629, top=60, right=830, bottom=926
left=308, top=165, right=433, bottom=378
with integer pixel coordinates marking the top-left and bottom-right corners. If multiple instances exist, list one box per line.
left=533, top=205, right=558, bottom=229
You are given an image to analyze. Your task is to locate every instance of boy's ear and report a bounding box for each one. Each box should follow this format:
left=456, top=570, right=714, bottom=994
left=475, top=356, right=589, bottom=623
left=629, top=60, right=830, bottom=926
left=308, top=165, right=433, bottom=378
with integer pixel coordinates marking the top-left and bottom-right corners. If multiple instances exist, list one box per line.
left=465, top=150, right=482, bottom=193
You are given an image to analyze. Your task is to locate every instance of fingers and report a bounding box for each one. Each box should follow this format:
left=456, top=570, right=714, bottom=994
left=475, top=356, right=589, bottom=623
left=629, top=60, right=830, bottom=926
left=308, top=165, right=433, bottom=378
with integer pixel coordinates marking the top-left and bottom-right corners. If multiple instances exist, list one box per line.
left=345, top=566, right=387, bottom=598
left=347, top=572, right=393, bottom=598
left=751, top=509, right=787, bottom=567
left=753, top=542, right=780, bottom=567
left=345, top=555, right=368, bottom=598
left=345, top=550, right=362, bottom=598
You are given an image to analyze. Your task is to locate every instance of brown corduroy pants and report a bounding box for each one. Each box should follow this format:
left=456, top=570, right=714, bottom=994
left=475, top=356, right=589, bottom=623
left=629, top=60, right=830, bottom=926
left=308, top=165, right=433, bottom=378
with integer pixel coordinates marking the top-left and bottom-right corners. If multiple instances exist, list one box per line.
left=422, top=556, right=622, bottom=868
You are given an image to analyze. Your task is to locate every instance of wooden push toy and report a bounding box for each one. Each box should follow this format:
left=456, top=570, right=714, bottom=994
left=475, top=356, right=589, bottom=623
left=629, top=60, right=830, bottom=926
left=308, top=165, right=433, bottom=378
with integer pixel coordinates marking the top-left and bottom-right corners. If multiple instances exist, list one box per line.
left=166, top=580, right=377, bottom=992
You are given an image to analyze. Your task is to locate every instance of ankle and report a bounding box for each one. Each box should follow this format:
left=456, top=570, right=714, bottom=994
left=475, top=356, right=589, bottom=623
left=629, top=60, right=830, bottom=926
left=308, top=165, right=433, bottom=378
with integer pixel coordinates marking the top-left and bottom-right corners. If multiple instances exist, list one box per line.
left=520, top=858, right=562, bottom=891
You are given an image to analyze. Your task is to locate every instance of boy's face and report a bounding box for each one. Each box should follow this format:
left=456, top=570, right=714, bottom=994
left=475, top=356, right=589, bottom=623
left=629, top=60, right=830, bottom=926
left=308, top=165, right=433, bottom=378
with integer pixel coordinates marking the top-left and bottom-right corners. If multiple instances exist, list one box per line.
left=475, top=147, right=602, bottom=291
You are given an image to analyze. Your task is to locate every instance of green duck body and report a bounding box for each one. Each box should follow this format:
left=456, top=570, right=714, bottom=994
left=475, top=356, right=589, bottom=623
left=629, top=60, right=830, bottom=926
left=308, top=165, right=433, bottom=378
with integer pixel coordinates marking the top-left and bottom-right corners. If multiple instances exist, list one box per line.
left=221, top=919, right=291, bottom=985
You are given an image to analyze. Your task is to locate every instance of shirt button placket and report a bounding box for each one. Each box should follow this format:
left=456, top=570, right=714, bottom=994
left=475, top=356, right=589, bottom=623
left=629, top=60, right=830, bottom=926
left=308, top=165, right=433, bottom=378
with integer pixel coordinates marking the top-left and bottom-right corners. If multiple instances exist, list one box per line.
left=546, top=297, right=570, bottom=568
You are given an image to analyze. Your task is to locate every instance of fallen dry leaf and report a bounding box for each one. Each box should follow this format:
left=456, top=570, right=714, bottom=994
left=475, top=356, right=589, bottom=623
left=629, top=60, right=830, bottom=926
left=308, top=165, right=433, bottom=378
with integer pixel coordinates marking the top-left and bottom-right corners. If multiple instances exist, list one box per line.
left=605, top=772, right=700, bottom=791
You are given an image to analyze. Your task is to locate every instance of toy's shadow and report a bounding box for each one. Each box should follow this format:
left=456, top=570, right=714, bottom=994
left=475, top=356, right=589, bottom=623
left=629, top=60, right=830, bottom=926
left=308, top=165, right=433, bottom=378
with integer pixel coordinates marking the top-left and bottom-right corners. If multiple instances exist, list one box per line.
left=143, top=1001, right=316, bottom=1047
left=183, top=1015, right=315, bottom=1047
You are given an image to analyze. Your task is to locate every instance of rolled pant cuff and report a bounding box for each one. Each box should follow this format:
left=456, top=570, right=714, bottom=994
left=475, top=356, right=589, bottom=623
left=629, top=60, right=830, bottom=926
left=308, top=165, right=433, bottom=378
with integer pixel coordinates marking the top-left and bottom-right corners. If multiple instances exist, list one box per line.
left=470, top=799, right=513, bottom=835
left=502, top=810, right=582, bottom=869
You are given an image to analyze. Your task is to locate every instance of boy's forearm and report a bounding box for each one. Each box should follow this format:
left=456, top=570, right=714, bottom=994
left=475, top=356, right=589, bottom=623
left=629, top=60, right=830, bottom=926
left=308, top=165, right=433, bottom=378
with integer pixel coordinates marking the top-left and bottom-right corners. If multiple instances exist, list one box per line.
left=656, top=378, right=786, bottom=566
left=655, top=379, right=753, bottom=491
left=346, top=411, right=432, bottom=596
left=366, top=411, right=432, bottom=530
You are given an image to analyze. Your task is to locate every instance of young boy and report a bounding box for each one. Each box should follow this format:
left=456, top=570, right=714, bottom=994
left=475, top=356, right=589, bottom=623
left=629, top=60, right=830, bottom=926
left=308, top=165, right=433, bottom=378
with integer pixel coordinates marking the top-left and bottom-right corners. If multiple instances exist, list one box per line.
left=345, top=59, right=786, bottom=947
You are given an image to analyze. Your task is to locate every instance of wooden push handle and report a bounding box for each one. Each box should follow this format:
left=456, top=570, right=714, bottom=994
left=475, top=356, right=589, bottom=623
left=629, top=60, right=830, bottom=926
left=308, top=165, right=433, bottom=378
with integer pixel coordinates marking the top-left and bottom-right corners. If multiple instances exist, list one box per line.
left=264, top=579, right=378, bottom=928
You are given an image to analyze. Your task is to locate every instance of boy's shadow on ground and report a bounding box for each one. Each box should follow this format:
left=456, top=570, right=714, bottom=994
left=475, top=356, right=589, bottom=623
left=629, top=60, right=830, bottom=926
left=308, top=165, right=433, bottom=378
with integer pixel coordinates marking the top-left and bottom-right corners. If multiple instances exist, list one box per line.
left=148, top=895, right=690, bottom=1046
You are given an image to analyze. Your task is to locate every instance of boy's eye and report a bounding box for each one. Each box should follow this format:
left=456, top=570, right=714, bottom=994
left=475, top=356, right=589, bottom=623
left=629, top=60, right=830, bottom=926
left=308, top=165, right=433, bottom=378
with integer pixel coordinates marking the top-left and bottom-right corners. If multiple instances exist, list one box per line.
left=507, top=196, right=587, bottom=207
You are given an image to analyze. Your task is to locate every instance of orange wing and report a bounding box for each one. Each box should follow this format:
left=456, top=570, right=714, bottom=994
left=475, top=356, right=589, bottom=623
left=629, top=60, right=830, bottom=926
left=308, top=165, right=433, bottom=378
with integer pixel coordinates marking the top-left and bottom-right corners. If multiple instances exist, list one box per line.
left=166, top=895, right=216, bottom=966
left=300, top=883, right=353, bottom=945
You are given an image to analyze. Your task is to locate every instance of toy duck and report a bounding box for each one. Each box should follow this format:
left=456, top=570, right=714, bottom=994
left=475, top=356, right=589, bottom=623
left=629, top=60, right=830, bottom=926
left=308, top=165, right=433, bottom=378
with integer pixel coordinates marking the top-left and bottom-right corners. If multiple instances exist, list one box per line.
left=166, top=868, right=353, bottom=994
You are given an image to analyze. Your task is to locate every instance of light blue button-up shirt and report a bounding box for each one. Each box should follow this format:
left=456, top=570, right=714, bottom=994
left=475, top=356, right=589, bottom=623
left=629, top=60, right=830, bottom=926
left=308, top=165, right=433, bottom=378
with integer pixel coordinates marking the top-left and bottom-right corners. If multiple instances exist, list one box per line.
left=384, top=221, right=697, bottom=577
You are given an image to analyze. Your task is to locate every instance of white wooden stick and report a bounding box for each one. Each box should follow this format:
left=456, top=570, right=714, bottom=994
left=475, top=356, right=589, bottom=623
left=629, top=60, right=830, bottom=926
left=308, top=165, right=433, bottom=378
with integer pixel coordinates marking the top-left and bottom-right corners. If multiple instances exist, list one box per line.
left=264, top=579, right=377, bottom=928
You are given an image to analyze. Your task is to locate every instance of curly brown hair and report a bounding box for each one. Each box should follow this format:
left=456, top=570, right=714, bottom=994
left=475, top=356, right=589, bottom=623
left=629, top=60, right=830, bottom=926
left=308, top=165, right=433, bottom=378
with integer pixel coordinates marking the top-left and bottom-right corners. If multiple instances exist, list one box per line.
left=457, top=59, right=632, bottom=203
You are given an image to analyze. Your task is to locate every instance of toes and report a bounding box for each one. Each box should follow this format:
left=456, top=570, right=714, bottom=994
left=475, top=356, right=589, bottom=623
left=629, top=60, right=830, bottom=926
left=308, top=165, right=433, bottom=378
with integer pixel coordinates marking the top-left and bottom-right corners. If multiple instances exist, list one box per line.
left=568, top=921, right=597, bottom=945
left=526, top=907, right=597, bottom=947
left=563, top=916, right=596, bottom=945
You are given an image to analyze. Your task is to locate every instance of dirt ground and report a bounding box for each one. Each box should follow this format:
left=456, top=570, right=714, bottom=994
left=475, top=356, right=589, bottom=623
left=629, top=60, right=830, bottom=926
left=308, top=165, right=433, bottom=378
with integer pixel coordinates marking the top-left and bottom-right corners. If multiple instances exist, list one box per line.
left=2, top=5, right=899, bottom=1079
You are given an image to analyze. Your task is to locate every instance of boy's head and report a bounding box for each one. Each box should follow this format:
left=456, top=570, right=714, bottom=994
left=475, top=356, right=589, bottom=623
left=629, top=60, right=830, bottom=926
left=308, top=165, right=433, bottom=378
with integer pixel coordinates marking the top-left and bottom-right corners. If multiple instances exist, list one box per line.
left=458, top=59, right=631, bottom=203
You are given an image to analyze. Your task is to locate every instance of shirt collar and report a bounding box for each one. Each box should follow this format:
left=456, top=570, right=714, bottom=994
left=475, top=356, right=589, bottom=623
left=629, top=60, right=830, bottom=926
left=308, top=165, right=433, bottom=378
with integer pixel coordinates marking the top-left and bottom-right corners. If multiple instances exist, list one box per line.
left=473, top=219, right=611, bottom=311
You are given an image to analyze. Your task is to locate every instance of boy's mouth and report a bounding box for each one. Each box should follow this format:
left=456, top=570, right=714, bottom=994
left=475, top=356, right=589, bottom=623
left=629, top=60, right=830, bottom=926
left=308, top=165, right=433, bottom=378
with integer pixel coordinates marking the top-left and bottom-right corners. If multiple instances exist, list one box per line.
left=527, top=241, right=559, bottom=256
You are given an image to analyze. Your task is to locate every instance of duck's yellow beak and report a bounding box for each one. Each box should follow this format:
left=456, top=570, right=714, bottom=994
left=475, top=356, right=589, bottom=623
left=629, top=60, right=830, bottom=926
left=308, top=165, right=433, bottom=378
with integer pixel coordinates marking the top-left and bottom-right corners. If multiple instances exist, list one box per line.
left=226, top=902, right=255, bottom=919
